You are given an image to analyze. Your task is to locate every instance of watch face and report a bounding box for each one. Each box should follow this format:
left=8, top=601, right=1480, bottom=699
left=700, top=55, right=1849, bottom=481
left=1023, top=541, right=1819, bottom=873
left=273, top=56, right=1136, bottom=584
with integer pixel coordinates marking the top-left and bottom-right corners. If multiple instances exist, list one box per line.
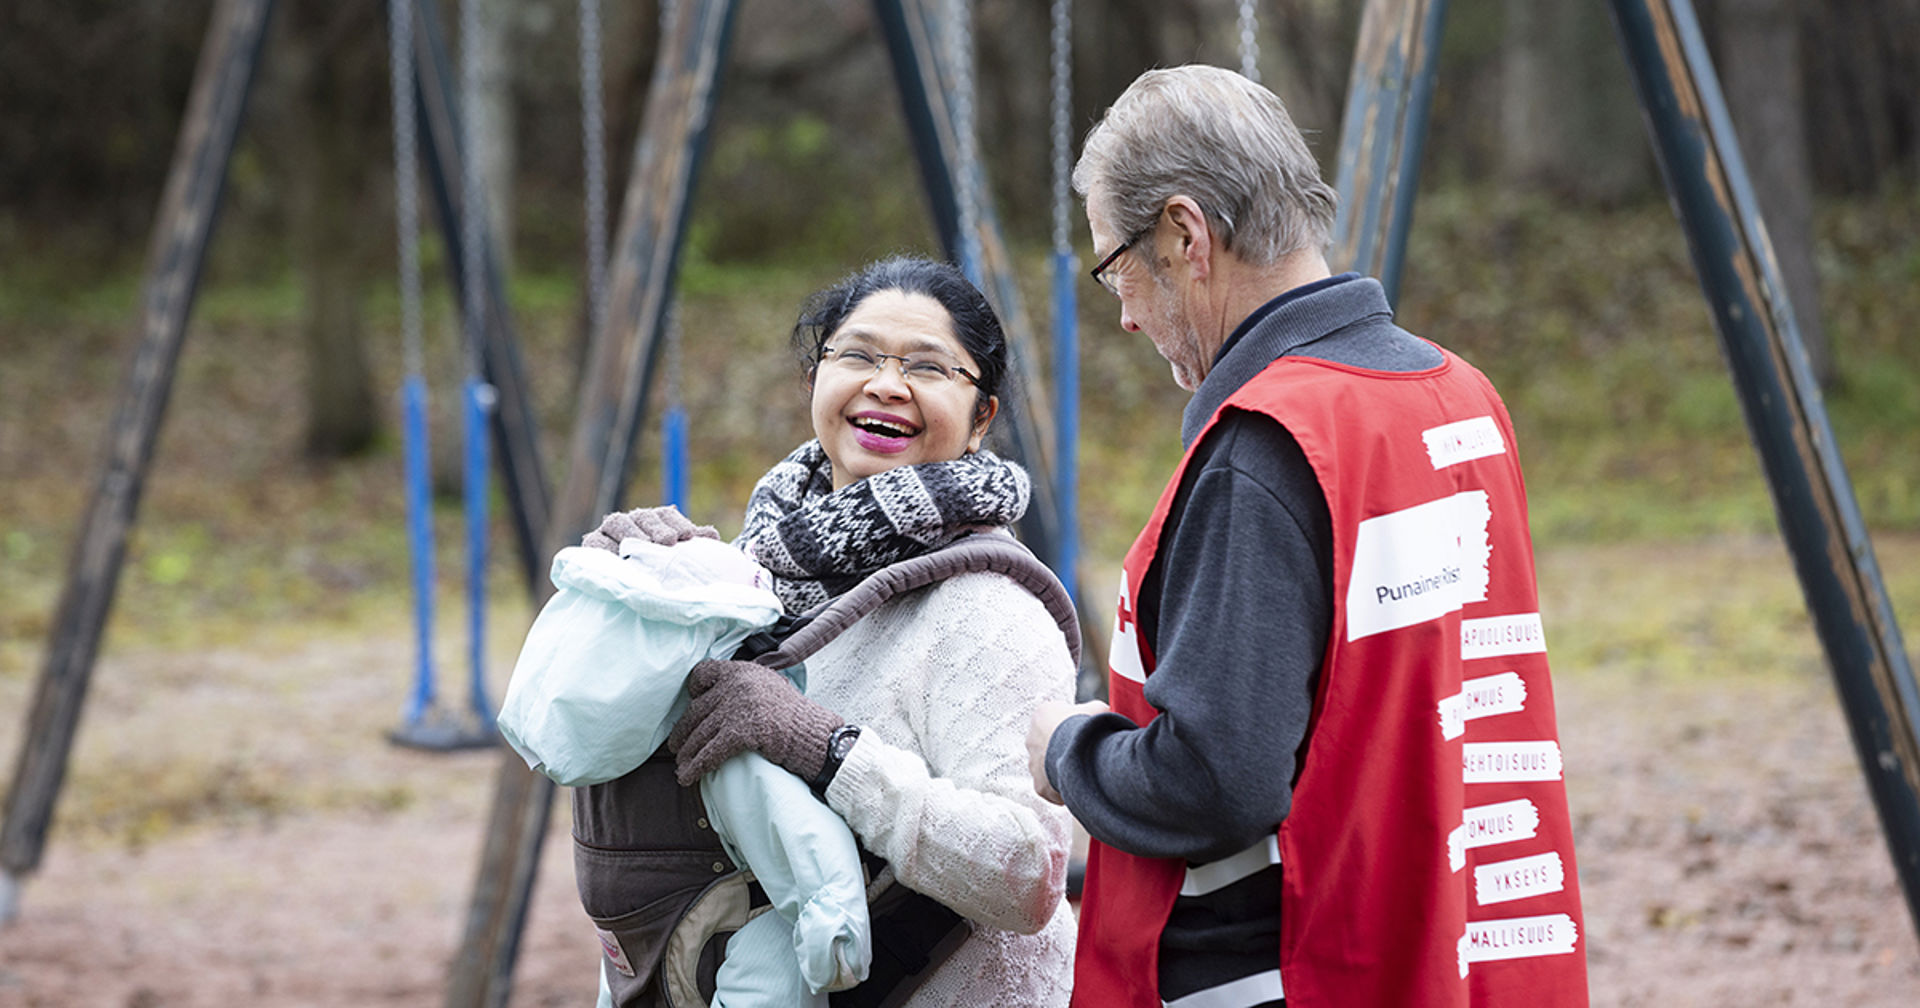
left=832, top=728, right=859, bottom=760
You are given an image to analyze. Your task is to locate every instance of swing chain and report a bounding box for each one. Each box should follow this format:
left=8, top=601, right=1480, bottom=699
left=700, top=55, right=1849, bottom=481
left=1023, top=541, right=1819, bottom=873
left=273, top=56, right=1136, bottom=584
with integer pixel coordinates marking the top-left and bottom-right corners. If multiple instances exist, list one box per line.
left=1237, top=0, right=1261, bottom=83
left=459, top=0, right=488, bottom=379
left=1049, top=0, right=1073, bottom=256
left=580, top=0, right=610, bottom=340
left=945, top=0, right=980, bottom=279
left=659, top=0, right=686, bottom=417
left=388, top=0, right=425, bottom=381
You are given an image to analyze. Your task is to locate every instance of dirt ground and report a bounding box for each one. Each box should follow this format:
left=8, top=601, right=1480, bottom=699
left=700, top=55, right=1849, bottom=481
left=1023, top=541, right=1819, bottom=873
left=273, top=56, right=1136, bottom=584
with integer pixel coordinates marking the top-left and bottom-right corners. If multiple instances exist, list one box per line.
left=2, top=545, right=1919, bottom=1006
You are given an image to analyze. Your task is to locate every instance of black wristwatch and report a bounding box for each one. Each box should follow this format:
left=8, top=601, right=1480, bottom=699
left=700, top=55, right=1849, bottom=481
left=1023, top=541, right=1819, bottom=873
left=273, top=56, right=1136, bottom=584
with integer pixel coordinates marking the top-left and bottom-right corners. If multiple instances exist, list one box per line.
left=811, top=724, right=862, bottom=796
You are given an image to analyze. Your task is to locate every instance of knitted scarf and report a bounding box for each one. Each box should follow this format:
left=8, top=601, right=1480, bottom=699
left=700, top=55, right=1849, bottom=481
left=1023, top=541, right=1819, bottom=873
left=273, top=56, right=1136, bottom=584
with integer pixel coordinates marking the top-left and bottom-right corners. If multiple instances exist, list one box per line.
left=737, top=440, right=1031, bottom=612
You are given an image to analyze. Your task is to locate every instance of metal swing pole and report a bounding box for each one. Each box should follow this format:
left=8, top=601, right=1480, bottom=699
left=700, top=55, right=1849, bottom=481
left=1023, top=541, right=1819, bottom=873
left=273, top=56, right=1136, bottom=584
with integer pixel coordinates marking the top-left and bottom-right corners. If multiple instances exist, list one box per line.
left=1608, top=0, right=1920, bottom=942
left=407, top=0, right=553, bottom=591
left=456, top=0, right=500, bottom=739
left=1328, top=0, right=1449, bottom=303
left=446, top=4, right=741, bottom=1003
left=875, top=0, right=1064, bottom=564
left=873, top=0, right=1105, bottom=679
left=1047, top=0, right=1090, bottom=699
left=944, top=0, right=981, bottom=285
left=0, top=0, right=278, bottom=923
left=387, top=0, right=445, bottom=741
left=388, top=0, right=501, bottom=751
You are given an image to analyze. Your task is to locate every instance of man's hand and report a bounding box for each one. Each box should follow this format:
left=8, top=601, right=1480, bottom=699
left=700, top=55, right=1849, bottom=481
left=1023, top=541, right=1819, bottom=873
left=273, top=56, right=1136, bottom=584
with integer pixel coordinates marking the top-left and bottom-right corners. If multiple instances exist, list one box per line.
left=1026, top=699, right=1110, bottom=805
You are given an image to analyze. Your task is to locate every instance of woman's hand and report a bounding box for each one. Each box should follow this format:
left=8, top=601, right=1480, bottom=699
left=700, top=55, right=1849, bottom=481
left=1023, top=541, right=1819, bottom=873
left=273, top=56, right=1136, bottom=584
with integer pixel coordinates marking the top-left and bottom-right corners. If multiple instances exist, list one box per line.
left=667, top=659, right=845, bottom=787
left=581, top=505, right=718, bottom=552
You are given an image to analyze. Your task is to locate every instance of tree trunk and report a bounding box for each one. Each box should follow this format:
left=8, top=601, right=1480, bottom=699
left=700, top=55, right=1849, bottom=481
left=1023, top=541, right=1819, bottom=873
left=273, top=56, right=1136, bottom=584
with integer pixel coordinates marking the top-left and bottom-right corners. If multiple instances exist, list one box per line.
left=1499, top=0, right=1553, bottom=188
left=472, top=0, right=516, bottom=278
left=1799, top=0, right=1920, bottom=194
left=1713, top=0, right=1830, bottom=385
left=1077, top=0, right=1177, bottom=116
left=1268, top=0, right=1364, bottom=159
left=1498, top=0, right=1649, bottom=202
left=282, top=0, right=380, bottom=458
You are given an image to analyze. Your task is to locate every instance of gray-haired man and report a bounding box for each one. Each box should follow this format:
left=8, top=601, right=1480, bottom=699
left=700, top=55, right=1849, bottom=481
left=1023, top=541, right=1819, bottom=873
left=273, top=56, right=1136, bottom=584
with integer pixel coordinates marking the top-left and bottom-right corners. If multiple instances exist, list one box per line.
left=1027, top=65, right=1588, bottom=1008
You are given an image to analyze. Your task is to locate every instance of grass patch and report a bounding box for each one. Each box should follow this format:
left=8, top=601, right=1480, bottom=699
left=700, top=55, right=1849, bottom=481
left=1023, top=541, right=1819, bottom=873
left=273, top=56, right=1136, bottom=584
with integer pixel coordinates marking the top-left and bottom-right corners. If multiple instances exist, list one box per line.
left=5, top=185, right=1919, bottom=842
left=2, top=184, right=1917, bottom=661
left=1398, top=183, right=1920, bottom=543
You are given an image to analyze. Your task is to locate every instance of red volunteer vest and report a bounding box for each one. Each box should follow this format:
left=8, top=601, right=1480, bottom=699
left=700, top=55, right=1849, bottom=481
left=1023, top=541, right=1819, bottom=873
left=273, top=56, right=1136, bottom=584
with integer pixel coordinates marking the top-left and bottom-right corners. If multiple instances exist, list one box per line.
left=1073, top=350, right=1588, bottom=1007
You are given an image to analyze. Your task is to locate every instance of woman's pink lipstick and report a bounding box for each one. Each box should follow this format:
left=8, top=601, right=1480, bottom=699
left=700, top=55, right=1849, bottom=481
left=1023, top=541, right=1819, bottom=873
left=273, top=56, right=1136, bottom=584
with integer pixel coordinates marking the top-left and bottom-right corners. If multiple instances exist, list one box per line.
left=850, top=411, right=918, bottom=453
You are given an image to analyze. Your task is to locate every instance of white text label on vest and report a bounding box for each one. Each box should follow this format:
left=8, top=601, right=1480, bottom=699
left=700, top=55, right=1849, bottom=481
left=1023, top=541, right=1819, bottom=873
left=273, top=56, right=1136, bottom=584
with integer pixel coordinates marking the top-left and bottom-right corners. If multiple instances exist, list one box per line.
left=1460, top=613, right=1548, bottom=660
left=1448, top=798, right=1542, bottom=871
left=1438, top=671, right=1529, bottom=739
left=1347, top=491, right=1492, bottom=641
left=1460, top=913, right=1581, bottom=968
left=1474, top=851, right=1566, bottom=905
left=1423, top=415, right=1508, bottom=470
left=1463, top=741, right=1564, bottom=783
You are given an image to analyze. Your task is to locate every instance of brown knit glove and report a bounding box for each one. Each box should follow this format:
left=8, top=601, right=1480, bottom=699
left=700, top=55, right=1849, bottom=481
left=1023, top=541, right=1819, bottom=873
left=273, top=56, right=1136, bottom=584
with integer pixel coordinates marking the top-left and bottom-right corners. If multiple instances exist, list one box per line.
left=581, top=505, right=719, bottom=552
left=667, top=658, right=845, bottom=787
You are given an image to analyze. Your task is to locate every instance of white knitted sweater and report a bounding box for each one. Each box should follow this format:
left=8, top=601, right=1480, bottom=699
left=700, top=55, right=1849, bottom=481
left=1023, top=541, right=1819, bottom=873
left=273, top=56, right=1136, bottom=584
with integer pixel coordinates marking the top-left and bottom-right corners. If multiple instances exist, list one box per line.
left=811, top=568, right=1078, bottom=1007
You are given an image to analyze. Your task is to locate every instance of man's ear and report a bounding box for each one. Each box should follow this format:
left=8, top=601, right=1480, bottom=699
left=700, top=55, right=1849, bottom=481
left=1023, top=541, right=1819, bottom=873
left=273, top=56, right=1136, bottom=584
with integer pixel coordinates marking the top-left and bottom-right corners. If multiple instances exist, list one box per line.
left=1163, top=195, right=1212, bottom=280
left=968, top=395, right=1001, bottom=452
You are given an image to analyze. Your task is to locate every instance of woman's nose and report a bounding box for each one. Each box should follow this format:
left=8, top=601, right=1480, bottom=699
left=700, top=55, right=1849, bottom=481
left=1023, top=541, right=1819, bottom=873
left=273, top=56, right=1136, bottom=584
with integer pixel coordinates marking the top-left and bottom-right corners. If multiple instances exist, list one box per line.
left=862, top=360, right=913, bottom=398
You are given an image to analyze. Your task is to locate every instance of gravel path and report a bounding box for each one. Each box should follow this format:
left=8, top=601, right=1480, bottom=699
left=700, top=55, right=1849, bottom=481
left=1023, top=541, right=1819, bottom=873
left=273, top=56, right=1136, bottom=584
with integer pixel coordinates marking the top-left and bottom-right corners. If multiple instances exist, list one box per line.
left=2, top=544, right=1918, bottom=1006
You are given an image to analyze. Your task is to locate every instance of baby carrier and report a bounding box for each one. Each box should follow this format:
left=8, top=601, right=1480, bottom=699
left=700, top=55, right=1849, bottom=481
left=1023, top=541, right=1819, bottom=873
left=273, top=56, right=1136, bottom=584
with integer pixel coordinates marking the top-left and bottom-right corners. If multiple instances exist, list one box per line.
left=572, top=533, right=1083, bottom=1008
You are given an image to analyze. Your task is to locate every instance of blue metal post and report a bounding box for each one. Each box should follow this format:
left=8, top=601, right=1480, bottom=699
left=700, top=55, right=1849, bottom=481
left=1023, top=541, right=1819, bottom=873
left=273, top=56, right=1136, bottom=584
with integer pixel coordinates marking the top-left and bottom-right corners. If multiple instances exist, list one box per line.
left=463, top=378, right=497, bottom=728
left=1051, top=249, right=1079, bottom=605
left=664, top=404, right=690, bottom=512
left=402, top=374, right=437, bottom=726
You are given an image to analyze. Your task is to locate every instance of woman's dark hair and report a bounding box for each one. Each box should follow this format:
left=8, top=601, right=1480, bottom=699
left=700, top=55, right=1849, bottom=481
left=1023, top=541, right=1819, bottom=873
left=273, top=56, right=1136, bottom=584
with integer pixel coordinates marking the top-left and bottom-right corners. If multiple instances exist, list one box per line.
left=790, top=256, right=1009, bottom=415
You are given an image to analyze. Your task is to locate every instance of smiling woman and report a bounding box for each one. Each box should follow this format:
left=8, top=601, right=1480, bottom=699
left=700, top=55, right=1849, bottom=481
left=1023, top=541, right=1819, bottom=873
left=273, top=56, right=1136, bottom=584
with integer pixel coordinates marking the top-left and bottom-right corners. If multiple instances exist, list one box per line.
left=575, top=256, right=1079, bottom=1008
left=806, top=286, right=999, bottom=487
left=789, top=257, right=1008, bottom=486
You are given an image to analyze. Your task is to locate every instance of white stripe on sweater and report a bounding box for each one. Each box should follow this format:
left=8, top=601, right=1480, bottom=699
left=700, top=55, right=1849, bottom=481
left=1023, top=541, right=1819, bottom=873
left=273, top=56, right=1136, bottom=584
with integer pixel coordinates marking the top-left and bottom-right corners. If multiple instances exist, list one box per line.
left=1180, top=834, right=1281, bottom=897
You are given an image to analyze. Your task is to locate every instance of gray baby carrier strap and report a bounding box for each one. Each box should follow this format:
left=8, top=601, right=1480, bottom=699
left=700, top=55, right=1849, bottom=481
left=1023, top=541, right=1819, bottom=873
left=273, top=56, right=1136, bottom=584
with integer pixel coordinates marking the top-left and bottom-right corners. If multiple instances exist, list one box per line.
left=756, top=533, right=1083, bottom=671
left=572, top=534, right=1080, bottom=1008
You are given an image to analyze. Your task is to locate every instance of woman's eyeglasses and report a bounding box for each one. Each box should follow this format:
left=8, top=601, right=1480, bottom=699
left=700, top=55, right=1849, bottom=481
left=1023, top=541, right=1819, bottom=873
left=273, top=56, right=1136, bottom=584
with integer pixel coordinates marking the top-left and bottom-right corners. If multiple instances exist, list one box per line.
left=820, top=345, right=980, bottom=388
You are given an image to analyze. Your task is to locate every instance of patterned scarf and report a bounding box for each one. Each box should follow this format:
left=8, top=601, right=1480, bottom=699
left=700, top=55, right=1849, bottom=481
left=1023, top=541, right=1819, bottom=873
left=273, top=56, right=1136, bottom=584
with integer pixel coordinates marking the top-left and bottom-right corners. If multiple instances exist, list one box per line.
left=737, top=439, right=1031, bottom=612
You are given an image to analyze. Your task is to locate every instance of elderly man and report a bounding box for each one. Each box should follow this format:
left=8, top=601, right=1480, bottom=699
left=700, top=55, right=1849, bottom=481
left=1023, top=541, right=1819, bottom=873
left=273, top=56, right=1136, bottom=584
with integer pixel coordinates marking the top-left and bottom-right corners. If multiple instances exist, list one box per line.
left=1027, top=66, right=1589, bottom=1007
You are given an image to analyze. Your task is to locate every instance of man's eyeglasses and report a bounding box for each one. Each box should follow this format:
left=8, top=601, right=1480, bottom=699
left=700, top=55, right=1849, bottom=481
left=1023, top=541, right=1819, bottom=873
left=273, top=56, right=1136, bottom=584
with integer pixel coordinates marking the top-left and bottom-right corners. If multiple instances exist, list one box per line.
left=1088, top=206, right=1235, bottom=296
left=820, top=344, right=980, bottom=388
left=1089, top=223, right=1154, bottom=297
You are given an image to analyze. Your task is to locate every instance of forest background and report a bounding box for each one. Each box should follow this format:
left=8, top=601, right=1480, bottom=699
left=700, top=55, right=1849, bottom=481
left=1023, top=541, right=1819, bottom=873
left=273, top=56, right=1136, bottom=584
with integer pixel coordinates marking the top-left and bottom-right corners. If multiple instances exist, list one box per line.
left=2, top=0, right=1920, bottom=1004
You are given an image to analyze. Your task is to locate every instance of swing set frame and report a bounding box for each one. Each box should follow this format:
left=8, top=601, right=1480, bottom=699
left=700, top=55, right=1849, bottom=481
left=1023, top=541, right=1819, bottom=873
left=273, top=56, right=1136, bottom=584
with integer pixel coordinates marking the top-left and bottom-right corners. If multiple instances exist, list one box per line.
left=1, top=5, right=1916, bottom=1008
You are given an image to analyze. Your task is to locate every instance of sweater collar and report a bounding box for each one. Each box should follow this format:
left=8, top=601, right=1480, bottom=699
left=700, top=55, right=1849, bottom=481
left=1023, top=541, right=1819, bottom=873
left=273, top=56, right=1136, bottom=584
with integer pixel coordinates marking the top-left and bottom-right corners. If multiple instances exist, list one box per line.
left=1181, top=273, right=1388, bottom=447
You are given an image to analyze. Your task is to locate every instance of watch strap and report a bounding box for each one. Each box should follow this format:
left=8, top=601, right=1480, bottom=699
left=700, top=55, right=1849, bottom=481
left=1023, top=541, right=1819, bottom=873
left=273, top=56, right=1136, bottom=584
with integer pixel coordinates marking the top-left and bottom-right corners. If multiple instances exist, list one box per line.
left=811, top=724, right=861, bottom=796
